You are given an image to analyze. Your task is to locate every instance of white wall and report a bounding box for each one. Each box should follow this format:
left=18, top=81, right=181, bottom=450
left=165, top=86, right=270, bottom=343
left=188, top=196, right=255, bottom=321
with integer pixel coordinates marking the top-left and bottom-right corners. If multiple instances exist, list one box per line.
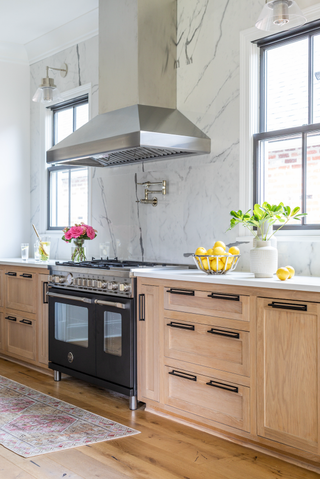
left=0, top=60, right=30, bottom=257
left=30, top=0, right=320, bottom=276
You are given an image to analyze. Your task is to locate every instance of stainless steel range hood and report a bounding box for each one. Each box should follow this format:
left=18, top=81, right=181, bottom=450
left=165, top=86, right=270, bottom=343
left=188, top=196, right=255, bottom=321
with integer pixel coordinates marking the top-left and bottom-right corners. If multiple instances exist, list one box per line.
left=47, top=0, right=211, bottom=168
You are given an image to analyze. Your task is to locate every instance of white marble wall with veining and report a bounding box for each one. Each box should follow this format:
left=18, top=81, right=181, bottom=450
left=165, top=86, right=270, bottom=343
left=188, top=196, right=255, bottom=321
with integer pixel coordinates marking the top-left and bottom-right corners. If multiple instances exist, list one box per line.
left=30, top=0, right=320, bottom=276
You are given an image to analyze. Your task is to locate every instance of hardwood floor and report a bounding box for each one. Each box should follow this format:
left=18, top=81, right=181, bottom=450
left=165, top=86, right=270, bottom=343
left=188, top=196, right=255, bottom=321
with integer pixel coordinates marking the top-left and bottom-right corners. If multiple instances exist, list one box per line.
left=0, top=358, right=318, bottom=479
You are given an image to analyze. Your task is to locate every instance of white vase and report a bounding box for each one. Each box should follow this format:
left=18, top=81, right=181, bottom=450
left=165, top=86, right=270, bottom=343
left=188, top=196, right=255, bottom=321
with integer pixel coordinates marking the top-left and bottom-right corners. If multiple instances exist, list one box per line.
left=250, top=240, right=278, bottom=278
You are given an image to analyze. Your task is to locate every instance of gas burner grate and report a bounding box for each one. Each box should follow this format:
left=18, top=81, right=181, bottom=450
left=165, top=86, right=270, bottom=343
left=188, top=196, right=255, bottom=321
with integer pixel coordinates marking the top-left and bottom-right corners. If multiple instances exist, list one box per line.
left=55, top=258, right=169, bottom=269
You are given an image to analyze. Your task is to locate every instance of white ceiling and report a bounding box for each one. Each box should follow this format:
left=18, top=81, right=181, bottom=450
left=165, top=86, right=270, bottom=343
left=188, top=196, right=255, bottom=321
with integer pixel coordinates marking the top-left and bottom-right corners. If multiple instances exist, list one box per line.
left=0, top=0, right=98, bottom=45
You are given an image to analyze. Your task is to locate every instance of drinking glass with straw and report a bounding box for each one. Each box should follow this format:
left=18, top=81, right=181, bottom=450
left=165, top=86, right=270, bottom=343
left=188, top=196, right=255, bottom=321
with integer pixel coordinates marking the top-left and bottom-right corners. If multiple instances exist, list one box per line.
left=32, top=224, right=50, bottom=262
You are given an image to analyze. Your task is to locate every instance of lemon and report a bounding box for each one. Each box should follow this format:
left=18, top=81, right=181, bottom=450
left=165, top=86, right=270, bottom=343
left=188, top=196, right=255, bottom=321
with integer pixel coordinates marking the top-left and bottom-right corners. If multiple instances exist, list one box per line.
left=276, top=267, right=290, bottom=281
left=212, top=246, right=225, bottom=256
left=221, top=252, right=233, bottom=266
left=213, top=241, right=226, bottom=250
left=210, top=258, right=224, bottom=271
left=285, top=265, right=295, bottom=279
left=195, top=247, right=207, bottom=256
left=201, top=258, right=210, bottom=270
left=206, top=248, right=214, bottom=256
left=228, top=246, right=240, bottom=255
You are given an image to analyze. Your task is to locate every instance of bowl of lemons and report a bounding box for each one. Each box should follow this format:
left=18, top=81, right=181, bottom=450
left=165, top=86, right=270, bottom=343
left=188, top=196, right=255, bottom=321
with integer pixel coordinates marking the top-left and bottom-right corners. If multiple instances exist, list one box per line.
left=193, top=241, right=241, bottom=275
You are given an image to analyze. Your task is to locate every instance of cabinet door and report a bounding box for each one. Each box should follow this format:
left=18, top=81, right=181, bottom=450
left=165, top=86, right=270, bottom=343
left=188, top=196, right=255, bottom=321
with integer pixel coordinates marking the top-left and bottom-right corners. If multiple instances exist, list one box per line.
left=137, top=283, right=160, bottom=402
left=0, top=268, right=4, bottom=309
left=37, top=273, right=49, bottom=365
left=0, top=311, right=4, bottom=352
left=257, top=298, right=320, bottom=453
left=5, top=270, right=36, bottom=313
left=4, top=312, right=36, bottom=361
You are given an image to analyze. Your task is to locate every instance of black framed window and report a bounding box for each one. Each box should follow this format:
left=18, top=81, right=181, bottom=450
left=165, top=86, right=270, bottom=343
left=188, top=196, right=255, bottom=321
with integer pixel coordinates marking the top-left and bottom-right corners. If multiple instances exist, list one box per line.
left=253, top=21, right=320, bottom=229
left=48, top=95, right=89, bottom=230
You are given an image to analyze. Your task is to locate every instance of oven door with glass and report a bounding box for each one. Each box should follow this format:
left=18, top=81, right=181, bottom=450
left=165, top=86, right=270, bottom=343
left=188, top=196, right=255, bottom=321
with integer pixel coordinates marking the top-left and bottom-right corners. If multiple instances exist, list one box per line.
left=95, top=296, right=135, bottom=389
left=48, top=287, right=96, bottom=376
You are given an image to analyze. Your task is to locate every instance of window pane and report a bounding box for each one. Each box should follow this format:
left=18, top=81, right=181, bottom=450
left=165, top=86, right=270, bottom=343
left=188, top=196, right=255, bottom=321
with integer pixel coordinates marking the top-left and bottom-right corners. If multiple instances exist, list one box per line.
left=313, top=35, right=320, bottom=123
left=70, top=168, right=88, bottom=225
left=75, top=104, right=89, bottom=129
left=306, top=132, right=320, bottom=224
left=266, top=39, right=308, bottom=131
left=55, top=108, right=73, bottom=143
left=259, top=136, right=302, bottom=223
left=50, top=169, right=69, bottom=227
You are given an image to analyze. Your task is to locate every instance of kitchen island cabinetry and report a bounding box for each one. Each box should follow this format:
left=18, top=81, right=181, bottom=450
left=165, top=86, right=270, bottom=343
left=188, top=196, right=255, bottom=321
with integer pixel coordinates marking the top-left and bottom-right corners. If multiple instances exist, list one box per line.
left=136, top=274, right=320, bottom=471
left=257, top=297, right=320, bottom=454
left=0, top=264, right=50, bottom=370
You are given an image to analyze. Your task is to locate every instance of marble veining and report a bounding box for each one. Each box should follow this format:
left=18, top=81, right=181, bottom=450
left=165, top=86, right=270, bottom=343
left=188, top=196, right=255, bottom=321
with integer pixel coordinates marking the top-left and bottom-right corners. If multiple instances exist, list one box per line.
left=27, top=1, right=320, bottom=276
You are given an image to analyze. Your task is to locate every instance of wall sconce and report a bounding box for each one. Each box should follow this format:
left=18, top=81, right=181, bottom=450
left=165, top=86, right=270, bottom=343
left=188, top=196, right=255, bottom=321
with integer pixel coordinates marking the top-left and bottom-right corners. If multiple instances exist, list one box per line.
left=137, top=180, right=167, bottom=206
left=32, top=63, right=68, bottom=104
left=255, top=0, right=306, bottom=32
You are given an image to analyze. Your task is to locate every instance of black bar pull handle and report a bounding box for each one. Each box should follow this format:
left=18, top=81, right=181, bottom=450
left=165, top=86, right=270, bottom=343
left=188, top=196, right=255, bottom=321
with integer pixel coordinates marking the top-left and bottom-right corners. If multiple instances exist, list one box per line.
left=5, top=316, right=16, bottom=321
left=139, top=294, right=145, bottom=321
left=5, top=272, right=17, bottom=276
left=169, top=370, right=197, bottom=381
left=207, top=292, right=239, bottom=301
left=207, top=328, right=240, bottom=339
left=167, top=322, right=195, bottom=331
left=43, top=282, right=48, bottom=304
left=20, top=319, right=32, bottom=325
left=206, top=380, right=238, bottom=393
left=20, top=273, right=33, bottom=279
left=268, top=301, right=307, bottom=312
left=166, top=288, right=195, bottom=296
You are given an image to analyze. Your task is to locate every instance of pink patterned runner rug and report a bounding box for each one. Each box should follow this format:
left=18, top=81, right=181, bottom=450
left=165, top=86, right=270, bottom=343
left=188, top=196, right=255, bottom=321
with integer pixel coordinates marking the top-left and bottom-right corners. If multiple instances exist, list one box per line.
left=0, top=375, right=140, bottom=457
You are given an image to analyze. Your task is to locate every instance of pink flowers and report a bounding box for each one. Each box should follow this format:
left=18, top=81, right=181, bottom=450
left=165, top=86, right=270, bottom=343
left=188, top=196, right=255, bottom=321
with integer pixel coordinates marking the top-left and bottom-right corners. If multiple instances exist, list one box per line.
left=62, top=223, right=97, bottom=243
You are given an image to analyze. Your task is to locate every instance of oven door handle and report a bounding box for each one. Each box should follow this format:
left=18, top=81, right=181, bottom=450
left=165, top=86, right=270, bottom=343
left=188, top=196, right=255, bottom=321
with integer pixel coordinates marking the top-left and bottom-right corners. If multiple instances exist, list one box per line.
left=94, top=299, right=126, bottom=310
left=47, top=292, right=92, bottom=304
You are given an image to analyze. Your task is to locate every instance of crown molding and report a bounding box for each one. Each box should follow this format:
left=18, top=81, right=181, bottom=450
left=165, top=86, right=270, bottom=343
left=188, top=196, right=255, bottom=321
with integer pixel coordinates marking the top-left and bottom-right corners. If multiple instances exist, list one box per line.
left=26, top=8, right=98, bottom=65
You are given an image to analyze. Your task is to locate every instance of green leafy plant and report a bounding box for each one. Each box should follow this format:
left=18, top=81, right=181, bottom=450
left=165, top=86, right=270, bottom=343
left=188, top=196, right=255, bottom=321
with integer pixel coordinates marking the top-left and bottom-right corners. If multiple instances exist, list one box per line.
left=227, top=202, right=307, bottom=241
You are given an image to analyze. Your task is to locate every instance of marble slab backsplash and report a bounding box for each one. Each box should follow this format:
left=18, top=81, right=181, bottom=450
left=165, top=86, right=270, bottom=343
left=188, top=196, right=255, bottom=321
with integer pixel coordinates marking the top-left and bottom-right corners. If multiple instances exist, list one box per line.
left=29, top=0, right=320, bottom=276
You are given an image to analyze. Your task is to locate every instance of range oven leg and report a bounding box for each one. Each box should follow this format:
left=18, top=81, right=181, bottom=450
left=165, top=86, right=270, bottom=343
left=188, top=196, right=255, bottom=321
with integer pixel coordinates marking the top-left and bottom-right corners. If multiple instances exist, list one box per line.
left=129, top=396, right=137, bottom=410
left=54, top=370, right=61, bottom=382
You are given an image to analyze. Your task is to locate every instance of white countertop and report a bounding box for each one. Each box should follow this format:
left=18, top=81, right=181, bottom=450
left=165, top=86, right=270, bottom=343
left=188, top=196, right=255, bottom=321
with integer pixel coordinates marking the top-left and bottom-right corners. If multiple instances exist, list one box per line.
left=132, top=269, right=320, bottom=293
left=0, top=258, right=57, bottom=268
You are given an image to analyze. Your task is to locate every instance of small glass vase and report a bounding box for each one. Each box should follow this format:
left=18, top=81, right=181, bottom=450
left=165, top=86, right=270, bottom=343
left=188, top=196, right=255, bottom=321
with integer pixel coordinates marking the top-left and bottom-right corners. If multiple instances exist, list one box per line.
left=71, top=239, right=86, bottom=262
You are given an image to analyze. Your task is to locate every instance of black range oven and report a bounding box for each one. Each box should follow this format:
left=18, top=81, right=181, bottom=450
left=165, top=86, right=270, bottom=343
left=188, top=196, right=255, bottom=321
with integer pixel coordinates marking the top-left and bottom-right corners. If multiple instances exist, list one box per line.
left=47, top=259, right=143, bottom=410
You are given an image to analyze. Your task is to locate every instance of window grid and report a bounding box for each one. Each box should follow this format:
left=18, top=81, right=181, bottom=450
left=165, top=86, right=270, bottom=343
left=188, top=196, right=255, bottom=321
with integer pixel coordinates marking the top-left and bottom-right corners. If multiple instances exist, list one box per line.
left=48, top=95, right=89, bottom=231
left=254, top=29, right=320, bottom=229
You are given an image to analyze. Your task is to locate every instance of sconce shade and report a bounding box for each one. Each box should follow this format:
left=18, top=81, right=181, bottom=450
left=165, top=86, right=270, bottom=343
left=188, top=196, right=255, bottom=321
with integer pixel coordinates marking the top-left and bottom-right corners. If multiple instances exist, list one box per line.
left=255, top=0, right=306, bottom=31
left=32, top=63, right=67, bottom=104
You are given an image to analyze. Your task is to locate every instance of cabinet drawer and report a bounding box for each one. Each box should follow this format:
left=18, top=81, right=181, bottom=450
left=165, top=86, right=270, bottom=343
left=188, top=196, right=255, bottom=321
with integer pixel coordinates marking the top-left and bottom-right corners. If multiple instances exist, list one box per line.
left=164, top=287, right=249, bottom=322
left=5, top=270, right=36, bottom=313
left=164, top=365, right=250, bottom=432
left=4, top=312, right=36, bottom=361
left=165, top=319, right=250, bottom=377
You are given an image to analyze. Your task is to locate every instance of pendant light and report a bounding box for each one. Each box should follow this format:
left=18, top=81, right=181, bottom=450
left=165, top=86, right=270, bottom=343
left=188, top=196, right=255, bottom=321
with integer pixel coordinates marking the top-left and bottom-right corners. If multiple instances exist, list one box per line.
left=255, top=0, right=306, bottom=32
left=32, top=63, right=68, bottom=104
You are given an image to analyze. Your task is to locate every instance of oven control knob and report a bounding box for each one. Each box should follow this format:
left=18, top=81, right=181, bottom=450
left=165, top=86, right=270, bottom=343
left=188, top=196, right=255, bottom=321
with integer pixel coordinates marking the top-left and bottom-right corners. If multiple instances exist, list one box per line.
left=120, top=283, right=131, bottom=293
left=108, top=281, right=118, bottom=291
left=51, top=275, right=65, bottom=284
left=87, top=279, right=95, bottom=287
left=67, top=273, right=73, bottom=285
left=101, top=281, right=108, bottom=289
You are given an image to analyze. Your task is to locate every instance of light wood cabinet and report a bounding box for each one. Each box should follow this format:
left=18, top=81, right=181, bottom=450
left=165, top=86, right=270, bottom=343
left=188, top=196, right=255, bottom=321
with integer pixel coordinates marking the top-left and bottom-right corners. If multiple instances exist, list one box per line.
left=4, top=311, right=37, bottom=361
left=257, top=297, right=320, bottom=454
left=0, top=264, right=49, bottom=370
left=37, top=273, right=50, bottom=366
left=5, top=270, right=37, bottom=313
left=164, top=315, right=250, bottom=377
left=163, top=364, right=250, bottom=432
left=0, top=311, right=4, bottom=352
left=137, top=281, right=160, bottom=402
left=0, top=268, right=4, bottom=309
